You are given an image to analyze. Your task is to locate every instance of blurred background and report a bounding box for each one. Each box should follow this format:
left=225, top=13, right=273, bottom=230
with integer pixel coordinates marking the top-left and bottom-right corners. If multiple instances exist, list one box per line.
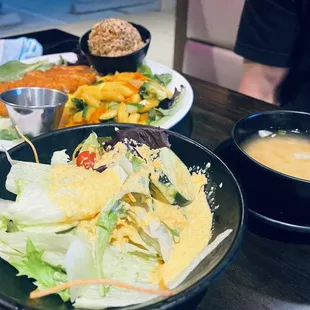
left=0, top=0, right=175, bottom=33
left=0, top=0, right=246, bottom=92
left=0, top=0, right=176, bottom=66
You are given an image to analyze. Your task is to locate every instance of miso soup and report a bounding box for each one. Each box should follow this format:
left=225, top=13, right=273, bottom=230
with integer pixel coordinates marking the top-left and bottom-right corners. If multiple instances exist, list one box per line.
left=241, top=130, right=310, bottom=181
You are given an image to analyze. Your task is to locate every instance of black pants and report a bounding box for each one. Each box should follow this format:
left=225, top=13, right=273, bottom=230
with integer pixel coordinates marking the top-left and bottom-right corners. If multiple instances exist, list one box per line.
left=282, top=82, right=310, bottom=112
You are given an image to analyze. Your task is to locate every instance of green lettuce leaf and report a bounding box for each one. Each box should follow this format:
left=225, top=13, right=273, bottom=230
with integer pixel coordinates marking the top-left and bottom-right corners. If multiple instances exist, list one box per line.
left=80, top=132, right=101, bottom=154
left=0, top=128, right=20, bottom=141
left=0, top=117, right=21, bottom=141
left=137, top=64, right=153, bottom=78
left=11, top=238, right=70, bottom=301
left=138, top=64, right=172, bottom=86
left=0, top=60, right=53, bottom=82
left=95, top=200, right=129, bottom=295
left=131, top=156, right=145, bottom=173
left=154, top=73, right=172, bottom=86
left=150, top=87, right=185, bottom=126
left=161, top=221, right=180, bottom=243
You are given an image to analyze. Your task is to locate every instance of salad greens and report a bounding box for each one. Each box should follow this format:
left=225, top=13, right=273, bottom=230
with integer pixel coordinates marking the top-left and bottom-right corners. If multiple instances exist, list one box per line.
left=0, top=60, right=52, bottom=83
left=149, top=87, right=185, bottom=127
left=138, top=64, right=172, bottom=87
left=12, top=239, right=70, bottom=301
left=80, top=132, right=102, bottom=154
left=0, top=129, right=231, bottom=309
left=0, top=56, right=68, bottom=83
left=0, top=117, right=20, bottom=141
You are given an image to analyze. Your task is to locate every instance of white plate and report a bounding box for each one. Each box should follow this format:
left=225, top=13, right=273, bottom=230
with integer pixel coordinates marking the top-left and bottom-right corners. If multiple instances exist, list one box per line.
left=22, top=52, right=78, bottom=65
left=0, top=52, right=193, bottom=150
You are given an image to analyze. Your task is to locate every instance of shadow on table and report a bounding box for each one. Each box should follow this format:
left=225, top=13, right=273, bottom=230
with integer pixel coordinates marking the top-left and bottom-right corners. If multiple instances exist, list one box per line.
left=170, top=112, right=193, bottom=137
left=248, top=215, right=310, bottom=244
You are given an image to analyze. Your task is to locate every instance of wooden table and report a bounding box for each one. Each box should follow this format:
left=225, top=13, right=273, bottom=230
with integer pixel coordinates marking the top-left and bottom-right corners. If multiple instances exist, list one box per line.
left=184, top=76, right=310, bottom=310
left=3, top=29, right=310, bottom=310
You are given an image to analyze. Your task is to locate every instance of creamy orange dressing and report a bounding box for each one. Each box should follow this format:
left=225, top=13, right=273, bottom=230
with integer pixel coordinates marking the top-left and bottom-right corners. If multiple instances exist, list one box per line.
left=48, top=142, right=212, bottom=286
left=111, top=219, right=142, bottom=247
left=48, top=165, right=126, bottom=221
left=110, top=172, right=212, bottom=281
left=243, top=135, right=310, bottom=180
left=149, top=173, right=212, bottom=284
left=77, top=214, right=100, bottom=244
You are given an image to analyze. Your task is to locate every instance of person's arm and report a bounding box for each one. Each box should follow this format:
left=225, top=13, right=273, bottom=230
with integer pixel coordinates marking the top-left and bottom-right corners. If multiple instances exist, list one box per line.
left=239, top=60, right=288, bottom=104
left=235, top=0, right=301, bottom=104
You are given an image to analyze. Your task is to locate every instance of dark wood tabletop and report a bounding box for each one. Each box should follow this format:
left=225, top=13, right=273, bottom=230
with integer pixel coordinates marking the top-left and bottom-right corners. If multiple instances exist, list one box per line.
left=185, top=76, right=310, bottom=310
left=2, top=29, right=310, bottom=310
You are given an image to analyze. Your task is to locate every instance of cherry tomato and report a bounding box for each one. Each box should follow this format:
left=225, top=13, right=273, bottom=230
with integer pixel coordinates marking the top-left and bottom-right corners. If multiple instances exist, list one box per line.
left=76, top=151, right=96, bottom=170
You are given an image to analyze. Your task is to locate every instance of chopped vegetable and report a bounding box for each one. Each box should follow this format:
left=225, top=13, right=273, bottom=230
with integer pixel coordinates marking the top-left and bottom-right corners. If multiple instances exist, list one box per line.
left=76, top=151, right=96, bottom=169
left=114, top=127, right=171, bottom=149
left=159, top=86, right=184, bottom=110
left=154, top=73, right=172, bottom=87
left=12, top=238, right=70, bottom=301
left=0, top=60, right=53, bottom=83
left=0, top=117, right=21, bottom=141
left=138, top=64, right=172, bottom=86
left=139, top=80, right=168, bottom=101
left=150, top=147, right=195, bottom=206
left=51, top=150, right=70, bottom=165
left=96, top=200, right=129, bottom=295
left=71, top=98, right=87, bottom=111
left=63, top=68, right=181, bottom=127
left=0, top=113, right=233, bottom=310
left=80, top=132, right=101, bottom=154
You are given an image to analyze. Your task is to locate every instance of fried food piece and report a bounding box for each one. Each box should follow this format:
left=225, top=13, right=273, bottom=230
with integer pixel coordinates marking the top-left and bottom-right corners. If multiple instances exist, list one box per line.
left=0, top=65, right=97, bottom=116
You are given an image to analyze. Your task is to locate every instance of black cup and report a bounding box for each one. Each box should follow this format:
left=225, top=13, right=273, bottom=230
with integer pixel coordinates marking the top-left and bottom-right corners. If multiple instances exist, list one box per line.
left=79, top=22, right=151, bottom=75
left=232, top=110, right=310, bottom=225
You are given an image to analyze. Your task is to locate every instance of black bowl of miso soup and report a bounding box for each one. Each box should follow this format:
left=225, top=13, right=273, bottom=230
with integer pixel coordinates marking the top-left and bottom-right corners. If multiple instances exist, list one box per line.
left=232, top=111, right=310, bottom=225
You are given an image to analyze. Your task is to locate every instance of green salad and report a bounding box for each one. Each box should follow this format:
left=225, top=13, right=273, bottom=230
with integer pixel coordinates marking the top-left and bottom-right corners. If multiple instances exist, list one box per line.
left=0, top=128, right=232, bottom=309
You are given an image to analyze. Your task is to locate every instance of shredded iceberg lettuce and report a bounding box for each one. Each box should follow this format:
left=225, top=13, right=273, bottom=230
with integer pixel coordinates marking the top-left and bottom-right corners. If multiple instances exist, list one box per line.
left=0, top=129, right=234, bottom=309
left=51, top=150, right=70, bottom=165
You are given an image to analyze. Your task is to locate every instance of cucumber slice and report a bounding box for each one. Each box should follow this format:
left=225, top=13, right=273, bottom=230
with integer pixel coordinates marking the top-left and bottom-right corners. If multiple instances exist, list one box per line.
left=150, top=147, right=195, bottom=206
left=82, top=105, right=96, bottom=121
left=108, top=101, right=119, bottom=110
left=127, top=103, right=144, bottom=114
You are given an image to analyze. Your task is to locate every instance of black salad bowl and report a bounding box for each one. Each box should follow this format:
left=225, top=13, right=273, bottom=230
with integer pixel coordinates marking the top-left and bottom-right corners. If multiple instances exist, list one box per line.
left=79, top=22, right=151, bottom=74
left=0, top=124, right=245, bottom=310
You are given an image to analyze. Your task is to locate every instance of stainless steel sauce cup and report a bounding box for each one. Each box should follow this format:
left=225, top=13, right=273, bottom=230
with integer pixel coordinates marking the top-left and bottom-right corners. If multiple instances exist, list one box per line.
left=0, top=87, right=68, bottom=137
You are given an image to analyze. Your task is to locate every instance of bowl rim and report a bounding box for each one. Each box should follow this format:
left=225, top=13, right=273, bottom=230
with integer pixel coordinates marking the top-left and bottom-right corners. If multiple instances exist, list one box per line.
left=2, top=123, right=246, bottom=310
left=232, top=110, right=310, bottom=184
left=0, top=87, right=68, bottom=109
left=79, top=21, right=151, bottom=59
